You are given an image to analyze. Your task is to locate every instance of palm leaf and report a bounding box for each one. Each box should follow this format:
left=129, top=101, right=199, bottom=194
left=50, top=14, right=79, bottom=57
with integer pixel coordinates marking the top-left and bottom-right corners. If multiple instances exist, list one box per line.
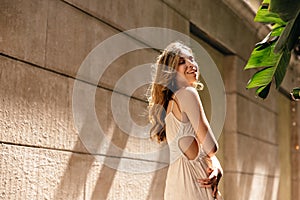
left=274, top=47, right=291, bottom=88
left=274, top=9, right=300, bottom=53
left=271, top=24, right=285, bottom=36
left=244, top=0, right=299, bottom=99
left=262, top=0, right=270, bottom=4
left=255, top=3, right=286, bottom=25
left=270, top=0, right=300, bottom=21
left=244, top=42, right=280, bottom=70
left=256, top=82, right=272, bottom=99
left=291, top=87, right=300, bottom=100
left=246, top=67, right=275, bottom=89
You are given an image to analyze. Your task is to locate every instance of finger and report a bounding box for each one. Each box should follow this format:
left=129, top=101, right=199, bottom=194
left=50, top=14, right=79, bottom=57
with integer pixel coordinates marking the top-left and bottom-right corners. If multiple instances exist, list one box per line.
left=198, top=177, right=217, bottom=186
left=206, top=167, right=213, bottom=174
left=197, top=178, right=213, bottom=184
left=198, top=180, right=212, bottom=187
left=198, top=181, right=212, bottom=186
left=212, top=185, right=217, bottom=197
left=198, top=176, right=217, bottom=182
left=198, top=178, right=210, bottom=182
left=200, top=185, right=212, bottom=188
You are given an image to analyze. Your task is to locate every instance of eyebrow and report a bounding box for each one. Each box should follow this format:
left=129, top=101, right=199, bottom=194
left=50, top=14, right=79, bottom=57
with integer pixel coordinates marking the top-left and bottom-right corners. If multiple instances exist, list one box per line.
left=180, top=55, right=194, bottom=61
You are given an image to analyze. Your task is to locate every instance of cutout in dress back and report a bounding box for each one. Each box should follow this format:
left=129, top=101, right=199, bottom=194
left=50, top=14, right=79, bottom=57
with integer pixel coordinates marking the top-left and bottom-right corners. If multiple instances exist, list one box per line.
left=167, top=98, right=199, bottom=160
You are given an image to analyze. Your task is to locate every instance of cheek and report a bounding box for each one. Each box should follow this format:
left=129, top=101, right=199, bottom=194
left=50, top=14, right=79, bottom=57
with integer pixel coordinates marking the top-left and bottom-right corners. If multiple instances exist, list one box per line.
left=177, top=65, right=187, bottom=74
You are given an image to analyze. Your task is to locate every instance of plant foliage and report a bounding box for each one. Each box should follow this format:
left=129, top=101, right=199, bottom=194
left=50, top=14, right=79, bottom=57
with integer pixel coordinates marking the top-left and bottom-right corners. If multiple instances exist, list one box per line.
left=244, top=0, right=300, bottom=99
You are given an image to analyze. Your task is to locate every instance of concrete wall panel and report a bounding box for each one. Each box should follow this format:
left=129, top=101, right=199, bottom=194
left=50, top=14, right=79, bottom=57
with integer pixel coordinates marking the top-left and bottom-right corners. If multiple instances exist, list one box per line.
left=63, top=0, right=189, bottom=34
left=0, top=0, right=48, bottom=66
left=223, top=55, right=277, bottom=113
left=98, top=49, right=158, bottom=100
left=45, top=0, right=117, bottom=78
left=225, top=132, right=279, bottom=176
left=0, top=54, right=161, bottom=157
left=0, top=143, right=85, bottom=199
left=0, top=143, right=167, bottom=200
left=164, top=0, right=259, bottom=60
left=84, top=157, right=167, bottom=200
left=224, top=172, right=279, bottom=200
left=237, top=95, right=277, bottom=144
left=0, top=55, right=83, bottom=151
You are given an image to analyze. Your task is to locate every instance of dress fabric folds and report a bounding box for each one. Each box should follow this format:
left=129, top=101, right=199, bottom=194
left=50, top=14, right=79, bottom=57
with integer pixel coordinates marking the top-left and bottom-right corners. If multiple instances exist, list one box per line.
left=164, top=104, right=216, bottom=200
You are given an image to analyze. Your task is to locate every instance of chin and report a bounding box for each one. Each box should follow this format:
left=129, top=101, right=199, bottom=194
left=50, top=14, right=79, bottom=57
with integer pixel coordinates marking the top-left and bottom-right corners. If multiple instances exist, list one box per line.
left=189, top=78, right=197, bottom=83
left=189, top=81, right=197, bottom=86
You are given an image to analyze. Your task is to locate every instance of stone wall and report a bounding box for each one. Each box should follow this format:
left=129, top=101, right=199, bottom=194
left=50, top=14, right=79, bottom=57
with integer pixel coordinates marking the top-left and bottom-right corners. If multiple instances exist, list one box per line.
left=0, top=0, right=298, bottom=199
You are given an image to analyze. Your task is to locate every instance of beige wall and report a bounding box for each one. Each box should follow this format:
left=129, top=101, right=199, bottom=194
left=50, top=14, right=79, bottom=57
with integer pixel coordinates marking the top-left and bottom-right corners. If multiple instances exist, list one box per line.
left=0, top=0, right=298, bottom=199
left=277, top=93, right=291, bottom=200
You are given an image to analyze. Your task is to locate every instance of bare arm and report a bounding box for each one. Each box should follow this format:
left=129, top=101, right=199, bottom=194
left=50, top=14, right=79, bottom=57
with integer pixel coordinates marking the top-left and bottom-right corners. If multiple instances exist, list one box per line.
left=177, top=87, right=223, bottom=198
left=177, top=87, right=218, bottom=156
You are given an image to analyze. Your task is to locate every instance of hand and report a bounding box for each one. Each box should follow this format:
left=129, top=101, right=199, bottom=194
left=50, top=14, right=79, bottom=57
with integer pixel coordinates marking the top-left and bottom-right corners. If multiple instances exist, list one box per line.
left=198, top=167, right=222, bottom=199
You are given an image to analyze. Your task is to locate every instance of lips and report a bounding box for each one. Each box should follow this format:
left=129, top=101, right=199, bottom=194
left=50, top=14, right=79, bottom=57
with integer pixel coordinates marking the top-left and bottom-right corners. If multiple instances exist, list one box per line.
left=186, top=71, right=197, bottom=75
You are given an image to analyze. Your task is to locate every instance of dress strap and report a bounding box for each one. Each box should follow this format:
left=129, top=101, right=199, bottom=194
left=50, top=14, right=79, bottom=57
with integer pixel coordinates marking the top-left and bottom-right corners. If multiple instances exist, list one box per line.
left=170, top=99, right=174, bottom=111
left=170, top=98, right=181, bottom=113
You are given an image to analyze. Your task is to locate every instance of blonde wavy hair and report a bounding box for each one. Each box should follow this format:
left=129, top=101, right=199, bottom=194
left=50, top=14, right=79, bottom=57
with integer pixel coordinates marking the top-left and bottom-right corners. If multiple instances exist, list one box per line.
left=148, top=41, right=203, bottom=143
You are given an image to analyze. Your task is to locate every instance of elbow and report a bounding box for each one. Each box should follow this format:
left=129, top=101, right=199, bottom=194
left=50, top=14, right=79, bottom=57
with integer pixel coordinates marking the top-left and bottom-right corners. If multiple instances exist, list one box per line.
left=197, top=125, right=219, bottom=157
left=207, top=143, right=218, bottom=157
left=201, top=126, right=219, bottom=157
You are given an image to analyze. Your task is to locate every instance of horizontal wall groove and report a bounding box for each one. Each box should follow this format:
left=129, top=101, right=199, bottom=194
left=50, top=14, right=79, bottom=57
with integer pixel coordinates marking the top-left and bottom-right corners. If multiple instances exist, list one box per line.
left=60, top=0, right=124, bottom=34
left=225, top=131, right=278, bottom=146
left=0, top=141, right=167, bottom=165
left=237, top=92, right=278, bottom=115
left=161, top=0, right=190, bottom=22
left=62, top=0, right=250, bottom=63
left=225, top=170, right=279, bottom=178
left=0, top=53, right=148, bottom=104
left=60, top=0, right=162, bottom=53
left=225, top=90, right=278, bottom=115
left=237, top=131, right=278, bottom=146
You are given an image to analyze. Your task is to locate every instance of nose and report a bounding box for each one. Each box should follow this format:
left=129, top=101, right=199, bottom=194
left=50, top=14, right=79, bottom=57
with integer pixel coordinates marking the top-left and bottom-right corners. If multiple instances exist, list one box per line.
left=191, top=64, right=197, bottom=71
left=187, top=60, right=197, bottom=71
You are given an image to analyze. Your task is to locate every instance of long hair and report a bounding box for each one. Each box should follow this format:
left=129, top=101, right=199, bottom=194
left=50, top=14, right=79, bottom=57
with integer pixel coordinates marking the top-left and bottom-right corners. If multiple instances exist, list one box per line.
left=148, top=42, right=199, bottom=143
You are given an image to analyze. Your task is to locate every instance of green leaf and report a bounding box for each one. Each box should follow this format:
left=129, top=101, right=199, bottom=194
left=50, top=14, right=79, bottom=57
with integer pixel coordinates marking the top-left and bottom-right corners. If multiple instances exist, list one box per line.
left=244, top=0, right=299, bottom=99
left=256, top=82, right=272, bottom=99
left=244, top=42, right=280, bottom=70
left=291, top=87, right=300, bottom=100
left=246, top=67, right=275, bottom=89
left=274, top=10, right=300, bottom=53
left=270, top=0, right=300, bottom=21
left=274, top=48, right=291, bottom=88
left=271, top=25, right=285, bottom=36
left=256, top=84, right=268, bottom=95
left=255, top=5, right=286, bottom=25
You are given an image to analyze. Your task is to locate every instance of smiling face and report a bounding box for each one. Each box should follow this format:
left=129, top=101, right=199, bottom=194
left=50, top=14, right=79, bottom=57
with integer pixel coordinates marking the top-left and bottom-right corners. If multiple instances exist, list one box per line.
left=176, top=48, right=199, bottom=87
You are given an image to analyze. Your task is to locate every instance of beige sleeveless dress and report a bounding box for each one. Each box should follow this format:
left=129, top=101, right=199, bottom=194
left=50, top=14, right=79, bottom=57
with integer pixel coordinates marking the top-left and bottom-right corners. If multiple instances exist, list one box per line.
left=164, top=89, right=217, bottom=200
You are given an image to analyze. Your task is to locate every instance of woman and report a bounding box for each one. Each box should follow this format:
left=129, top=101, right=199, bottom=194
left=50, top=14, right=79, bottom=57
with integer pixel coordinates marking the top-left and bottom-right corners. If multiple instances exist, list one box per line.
left=148, top=42, right=223, bottom=200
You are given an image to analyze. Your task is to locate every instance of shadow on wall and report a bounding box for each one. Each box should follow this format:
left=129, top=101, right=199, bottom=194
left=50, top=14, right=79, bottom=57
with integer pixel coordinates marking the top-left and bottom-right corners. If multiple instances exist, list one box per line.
left=225, top=143, right=280, bottom=200
left=53, top=101, right=168, bottom=199
left=53, top=113, right=127, bottom=199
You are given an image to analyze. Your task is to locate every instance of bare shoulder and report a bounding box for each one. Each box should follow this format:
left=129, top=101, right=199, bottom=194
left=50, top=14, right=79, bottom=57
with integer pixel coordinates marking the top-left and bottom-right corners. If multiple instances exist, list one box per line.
left=176, top=86, right=199, bottom=97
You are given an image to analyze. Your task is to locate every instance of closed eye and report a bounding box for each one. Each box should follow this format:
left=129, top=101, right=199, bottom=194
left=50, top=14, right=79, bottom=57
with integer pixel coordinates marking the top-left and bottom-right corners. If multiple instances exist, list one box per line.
left=179, top=57, right=185, bottom=65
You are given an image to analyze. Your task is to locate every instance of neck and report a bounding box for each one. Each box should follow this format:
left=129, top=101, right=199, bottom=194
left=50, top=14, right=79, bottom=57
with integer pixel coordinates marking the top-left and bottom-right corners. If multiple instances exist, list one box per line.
left=176, top=79, right=192, bottom=88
